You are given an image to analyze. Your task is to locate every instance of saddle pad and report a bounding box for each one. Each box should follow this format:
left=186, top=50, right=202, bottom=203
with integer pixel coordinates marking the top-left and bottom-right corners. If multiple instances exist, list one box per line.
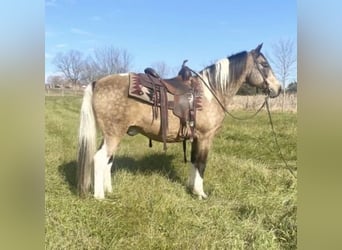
left=128, top=73, right=175, bottom=108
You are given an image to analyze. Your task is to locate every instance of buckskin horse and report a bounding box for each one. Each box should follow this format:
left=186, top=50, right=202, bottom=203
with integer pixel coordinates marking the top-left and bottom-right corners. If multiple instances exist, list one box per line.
left=77, top=44, right=281, bottom=200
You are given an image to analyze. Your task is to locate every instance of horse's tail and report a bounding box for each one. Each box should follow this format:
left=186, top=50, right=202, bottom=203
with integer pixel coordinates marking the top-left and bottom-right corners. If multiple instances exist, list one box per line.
left=77, top=82, right=97, bottom=196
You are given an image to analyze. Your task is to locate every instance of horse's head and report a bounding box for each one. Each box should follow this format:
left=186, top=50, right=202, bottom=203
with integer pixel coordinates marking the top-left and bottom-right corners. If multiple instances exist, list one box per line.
left=247, top=43, right=282, bottom=98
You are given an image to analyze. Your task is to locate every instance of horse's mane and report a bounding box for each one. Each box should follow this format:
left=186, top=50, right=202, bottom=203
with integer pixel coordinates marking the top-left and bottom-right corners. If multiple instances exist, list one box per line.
left=200, top=51, right=248, bottom=93
left=228, top=51, right=248, bottom=86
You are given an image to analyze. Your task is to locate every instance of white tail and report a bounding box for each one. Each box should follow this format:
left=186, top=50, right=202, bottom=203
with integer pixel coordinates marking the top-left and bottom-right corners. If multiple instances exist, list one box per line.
left=77, top=83, right=97, bottom=196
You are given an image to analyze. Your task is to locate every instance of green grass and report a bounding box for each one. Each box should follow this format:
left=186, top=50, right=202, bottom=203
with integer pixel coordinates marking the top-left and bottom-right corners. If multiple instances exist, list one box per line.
left=45, top=96, right=297, bottom=249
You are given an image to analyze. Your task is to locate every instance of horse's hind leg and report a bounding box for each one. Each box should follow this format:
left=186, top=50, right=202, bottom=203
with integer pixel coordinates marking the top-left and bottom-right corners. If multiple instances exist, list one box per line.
left=93, top=136, right=120, bottom=199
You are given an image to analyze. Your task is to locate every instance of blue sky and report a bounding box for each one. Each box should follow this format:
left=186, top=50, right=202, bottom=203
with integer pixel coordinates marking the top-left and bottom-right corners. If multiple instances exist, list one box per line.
left=45, top=0, right=296, bottom=82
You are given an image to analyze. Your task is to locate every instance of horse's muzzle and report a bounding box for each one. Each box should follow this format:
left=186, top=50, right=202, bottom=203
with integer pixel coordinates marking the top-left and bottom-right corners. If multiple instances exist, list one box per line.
left=268, top=85, right=282, bottom=98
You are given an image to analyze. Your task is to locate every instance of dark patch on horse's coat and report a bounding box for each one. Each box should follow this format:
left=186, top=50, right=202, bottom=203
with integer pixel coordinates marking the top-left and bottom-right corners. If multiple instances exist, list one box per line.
left=92, top=81, right=96, bottom=91
left=199, top=51, right=248, bottom=93
left=190, top=138, right=209, bottom=178
left=108, top=155, right=114, bottom=164
left=228, top=51, right=248, bottom=85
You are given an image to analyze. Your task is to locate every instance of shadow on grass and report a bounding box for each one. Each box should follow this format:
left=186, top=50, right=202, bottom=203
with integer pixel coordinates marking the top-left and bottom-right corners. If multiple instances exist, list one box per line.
left=58, top=153, right=183, bottom=194
left=58, top=161, right=78, bottom=195
left=113, top=153, right=182, bottom=183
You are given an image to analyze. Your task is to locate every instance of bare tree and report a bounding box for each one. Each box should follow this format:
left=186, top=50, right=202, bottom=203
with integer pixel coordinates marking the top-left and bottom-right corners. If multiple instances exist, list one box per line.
left=46, top=74, right=65, bottom=88
left=53, top=50, right=84, bottom=88
left=81, top=56, right=101, bottom=84
left=92, top=46, right=133, bottom=77
left=270, top=39, right=297, bottom=110
left=150, top=61, right=171, bottom=78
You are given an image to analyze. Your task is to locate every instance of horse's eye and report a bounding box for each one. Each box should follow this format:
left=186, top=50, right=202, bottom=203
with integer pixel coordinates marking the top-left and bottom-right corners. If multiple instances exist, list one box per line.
left=261, top=62, right=269, bottom=68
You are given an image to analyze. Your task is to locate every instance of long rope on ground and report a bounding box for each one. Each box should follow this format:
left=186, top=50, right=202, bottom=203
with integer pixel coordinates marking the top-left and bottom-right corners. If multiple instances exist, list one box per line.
left=265, top=98, right=297, bottom=179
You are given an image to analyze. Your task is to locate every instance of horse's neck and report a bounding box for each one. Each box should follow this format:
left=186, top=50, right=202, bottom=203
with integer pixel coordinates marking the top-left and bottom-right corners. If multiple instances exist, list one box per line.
left=223, top=78, right=246, bottom=106
left=197, top=72, right=244, bottom=108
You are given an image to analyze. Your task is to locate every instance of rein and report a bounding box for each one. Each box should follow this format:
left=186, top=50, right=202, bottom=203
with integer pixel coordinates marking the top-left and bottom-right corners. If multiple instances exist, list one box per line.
left=265, top=98, right=296, bottom=178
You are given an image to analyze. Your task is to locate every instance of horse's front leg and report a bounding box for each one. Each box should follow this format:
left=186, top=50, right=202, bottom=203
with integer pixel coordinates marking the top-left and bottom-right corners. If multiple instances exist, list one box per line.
left=189, top=136, right=212, bottom=200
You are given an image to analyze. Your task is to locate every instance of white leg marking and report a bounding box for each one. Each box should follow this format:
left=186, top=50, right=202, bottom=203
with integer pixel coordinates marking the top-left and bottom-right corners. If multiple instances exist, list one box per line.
left=93, top=143, right=110, bottom=199
left=104, top=159, right=113, bottom=193
left=188, top=164, right=207, bottom=200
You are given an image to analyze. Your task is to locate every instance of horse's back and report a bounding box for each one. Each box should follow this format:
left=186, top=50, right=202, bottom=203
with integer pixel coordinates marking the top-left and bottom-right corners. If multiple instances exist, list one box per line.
left=93, top=73, right=130, bottom=104
left=93, top=73, right=129, bottom=92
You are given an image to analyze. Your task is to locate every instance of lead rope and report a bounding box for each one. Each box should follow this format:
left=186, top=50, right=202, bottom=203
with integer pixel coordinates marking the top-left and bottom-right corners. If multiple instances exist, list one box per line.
left=265, top=98, right=296, bottom=179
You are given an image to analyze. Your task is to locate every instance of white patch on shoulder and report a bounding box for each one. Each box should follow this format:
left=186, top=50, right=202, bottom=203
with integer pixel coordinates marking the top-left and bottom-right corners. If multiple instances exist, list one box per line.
left=118, top=73, right=129, bottom=76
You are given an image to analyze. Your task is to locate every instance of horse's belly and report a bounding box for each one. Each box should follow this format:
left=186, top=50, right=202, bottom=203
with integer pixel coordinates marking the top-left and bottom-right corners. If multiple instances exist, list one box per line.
left=127, top=114, right=184, bottom=143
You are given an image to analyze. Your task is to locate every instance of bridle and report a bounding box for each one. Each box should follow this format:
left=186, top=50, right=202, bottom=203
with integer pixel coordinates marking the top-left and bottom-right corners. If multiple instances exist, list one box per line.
left=250, top=52, right=271, bottom=96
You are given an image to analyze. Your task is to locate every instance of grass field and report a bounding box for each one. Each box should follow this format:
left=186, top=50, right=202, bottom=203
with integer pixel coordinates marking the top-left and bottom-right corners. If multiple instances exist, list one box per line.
left=45, top=96, right=297, bottom=249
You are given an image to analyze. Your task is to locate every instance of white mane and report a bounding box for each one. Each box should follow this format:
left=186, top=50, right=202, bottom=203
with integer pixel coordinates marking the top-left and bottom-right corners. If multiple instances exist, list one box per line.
left=200, top=58, right=230, bottom=94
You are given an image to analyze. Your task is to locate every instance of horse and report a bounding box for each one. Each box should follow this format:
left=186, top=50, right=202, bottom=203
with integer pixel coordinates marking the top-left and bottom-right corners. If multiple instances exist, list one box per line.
left=77, top=43, right=281, bottom=200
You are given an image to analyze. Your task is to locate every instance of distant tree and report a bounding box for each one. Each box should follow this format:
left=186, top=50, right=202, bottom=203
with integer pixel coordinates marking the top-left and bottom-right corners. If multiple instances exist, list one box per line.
left=53, top=50, right=84, bottom=88
left=52, top=46, right=133, bottom=87
left=236, top=83, right=260, bottom=96
left=81, top=56, right=101, bottom=84
left=92, top=46, right=133, bottom=77
left=46, top=74, right=65, bottom=88
left=286, top=81, right=297, bottom=94
left=270, top=39, right=297, bottom=110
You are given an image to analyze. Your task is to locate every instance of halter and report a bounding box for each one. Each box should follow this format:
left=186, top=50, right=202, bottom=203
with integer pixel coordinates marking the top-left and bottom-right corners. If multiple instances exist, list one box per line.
left=251, top=52, right=271, bottom=96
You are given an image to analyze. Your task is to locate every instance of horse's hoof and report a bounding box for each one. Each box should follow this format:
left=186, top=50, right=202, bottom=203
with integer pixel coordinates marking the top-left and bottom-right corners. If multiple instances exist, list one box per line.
left=94, top=193, right=105, bottom=200
left=192, top=189, right=208, bottom=200
left=198, top=192, right=208, bottom=200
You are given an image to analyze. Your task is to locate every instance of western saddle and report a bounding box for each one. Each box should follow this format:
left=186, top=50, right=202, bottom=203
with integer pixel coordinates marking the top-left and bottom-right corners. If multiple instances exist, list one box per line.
left=128, top=60, right=202, bottom=160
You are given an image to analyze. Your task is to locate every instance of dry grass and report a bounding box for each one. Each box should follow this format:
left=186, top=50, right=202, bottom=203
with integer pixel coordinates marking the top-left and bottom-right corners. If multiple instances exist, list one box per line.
left=228, top=94, right=297, bottom=112
left=45, top=88, right=84, bottom=96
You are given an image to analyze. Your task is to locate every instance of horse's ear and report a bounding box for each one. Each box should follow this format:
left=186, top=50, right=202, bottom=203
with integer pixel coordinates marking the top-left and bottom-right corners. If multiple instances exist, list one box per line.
left=253, top=43, right=263, bottom=55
